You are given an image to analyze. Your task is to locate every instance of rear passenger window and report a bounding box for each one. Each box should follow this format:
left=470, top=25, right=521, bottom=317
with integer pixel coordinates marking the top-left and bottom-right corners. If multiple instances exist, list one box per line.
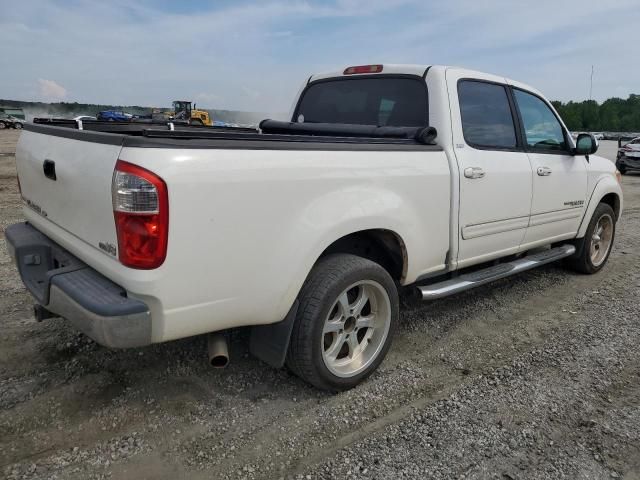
left=458, top=81, right=517, bottom=149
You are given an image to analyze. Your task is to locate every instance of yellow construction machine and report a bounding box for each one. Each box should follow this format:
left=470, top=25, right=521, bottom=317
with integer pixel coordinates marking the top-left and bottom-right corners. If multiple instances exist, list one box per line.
left=170, top=100, right=212, bottom=126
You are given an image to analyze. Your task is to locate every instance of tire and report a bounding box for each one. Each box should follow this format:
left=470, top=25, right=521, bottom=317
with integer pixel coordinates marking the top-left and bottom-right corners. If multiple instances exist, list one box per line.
left=14, top=122, right=22, bottom=129
left=565, top=203, right=616, bottom=274
left=191, top=119, right=204, bottom=126
left=287, top=253, right=398, bottom=391
left=0, top=122, right=6, bottom=130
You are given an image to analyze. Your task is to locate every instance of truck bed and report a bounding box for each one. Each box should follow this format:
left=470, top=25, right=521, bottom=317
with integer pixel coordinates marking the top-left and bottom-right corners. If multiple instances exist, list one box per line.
left=29, top=118, right=441, bottom=151
left=16, top=116, right=450, bottom=343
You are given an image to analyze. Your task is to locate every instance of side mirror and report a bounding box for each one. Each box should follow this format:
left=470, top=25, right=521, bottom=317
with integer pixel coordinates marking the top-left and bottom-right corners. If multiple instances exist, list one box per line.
left=574, top=133, right=598, bottom=157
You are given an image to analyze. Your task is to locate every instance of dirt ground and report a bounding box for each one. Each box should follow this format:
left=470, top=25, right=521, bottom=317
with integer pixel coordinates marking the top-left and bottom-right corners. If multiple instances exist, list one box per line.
left=1, top=131, right=639, bottom=480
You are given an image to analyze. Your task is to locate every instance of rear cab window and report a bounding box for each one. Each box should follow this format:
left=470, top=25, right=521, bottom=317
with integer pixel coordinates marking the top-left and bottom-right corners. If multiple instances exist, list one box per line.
left=294, top=77, right=428, bottom=127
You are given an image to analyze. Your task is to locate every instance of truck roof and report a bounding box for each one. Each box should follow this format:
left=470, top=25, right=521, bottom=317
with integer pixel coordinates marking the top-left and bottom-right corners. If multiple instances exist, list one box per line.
left=308, top=64, right=543, bottom=98
left=309, top=64, right=432, bottom=82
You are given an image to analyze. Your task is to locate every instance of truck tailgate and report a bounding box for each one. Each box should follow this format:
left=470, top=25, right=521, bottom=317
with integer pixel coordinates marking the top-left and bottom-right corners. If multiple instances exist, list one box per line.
left=16, top=128, right=123, bottom=256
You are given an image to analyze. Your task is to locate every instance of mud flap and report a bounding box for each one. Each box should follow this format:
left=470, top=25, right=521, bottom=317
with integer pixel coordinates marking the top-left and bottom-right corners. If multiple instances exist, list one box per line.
left=249, top=300, right=299, bottom=369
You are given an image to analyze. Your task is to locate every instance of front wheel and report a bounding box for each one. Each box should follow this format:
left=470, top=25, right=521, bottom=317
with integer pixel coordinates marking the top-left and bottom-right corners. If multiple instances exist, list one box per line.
left=287, top=254, right=398, bottom=391
left=566, top=203, right=616, bottom=274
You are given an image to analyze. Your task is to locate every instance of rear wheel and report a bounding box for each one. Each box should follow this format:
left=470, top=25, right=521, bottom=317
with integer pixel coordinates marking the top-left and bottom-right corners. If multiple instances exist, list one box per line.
left=14, top=122, right=22, bottom=129
left=287, top=254, right=398, bottom=391
left=191, top=119, right=204, bottom=126
left=566, top=203, right=615, bottom=274
left=0, top=122, right=6, bottom=129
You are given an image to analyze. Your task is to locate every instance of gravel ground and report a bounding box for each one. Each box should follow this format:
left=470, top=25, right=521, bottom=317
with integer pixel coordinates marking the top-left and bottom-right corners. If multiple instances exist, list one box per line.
left=0, top=133, right=639, bottom=479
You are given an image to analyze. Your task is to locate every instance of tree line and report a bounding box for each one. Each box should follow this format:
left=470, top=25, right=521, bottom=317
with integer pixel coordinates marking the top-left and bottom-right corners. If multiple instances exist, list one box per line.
left=551, top=94, right=640, bottom=132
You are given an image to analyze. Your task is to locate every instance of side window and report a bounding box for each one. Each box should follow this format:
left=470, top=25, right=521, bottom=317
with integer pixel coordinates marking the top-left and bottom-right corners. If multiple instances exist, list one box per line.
left=458, top=80, right=517, bottom=149
left=513, top=89, right=567, bottom=151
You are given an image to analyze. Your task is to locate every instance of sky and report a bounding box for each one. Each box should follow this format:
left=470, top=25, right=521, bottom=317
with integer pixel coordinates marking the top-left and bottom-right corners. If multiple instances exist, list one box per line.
left=1, top=0, right=639, bottom=113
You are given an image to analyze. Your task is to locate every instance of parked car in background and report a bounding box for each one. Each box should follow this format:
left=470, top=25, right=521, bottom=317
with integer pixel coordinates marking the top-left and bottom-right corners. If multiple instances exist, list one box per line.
left=0, top=106, right=26, bottom=120
left=0, top=113, right=24, bottom=129
left=616, top=137, right=640, bottom=174
left=96, top=110, right=133, bottom=122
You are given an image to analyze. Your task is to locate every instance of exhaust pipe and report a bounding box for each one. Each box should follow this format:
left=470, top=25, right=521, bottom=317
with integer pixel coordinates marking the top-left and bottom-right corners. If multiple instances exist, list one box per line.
left=207, top=333, right=229, bottom=368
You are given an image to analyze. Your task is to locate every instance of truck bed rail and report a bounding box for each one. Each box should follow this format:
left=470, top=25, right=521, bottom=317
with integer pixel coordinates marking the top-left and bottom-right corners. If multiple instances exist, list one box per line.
left=33, top=118, right=257, bottom=135
left=31, top=118, right=438, bottom=146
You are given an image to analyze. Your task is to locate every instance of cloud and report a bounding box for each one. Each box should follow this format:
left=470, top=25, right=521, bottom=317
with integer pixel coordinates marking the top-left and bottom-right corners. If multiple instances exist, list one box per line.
left=37, top=79, right=67, bottom=101
left=0, top=0, right=638, bottom=111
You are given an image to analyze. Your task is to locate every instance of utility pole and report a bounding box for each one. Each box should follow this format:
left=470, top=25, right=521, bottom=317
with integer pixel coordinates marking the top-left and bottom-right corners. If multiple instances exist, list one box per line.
left=589, top=65, right=594, bottom=101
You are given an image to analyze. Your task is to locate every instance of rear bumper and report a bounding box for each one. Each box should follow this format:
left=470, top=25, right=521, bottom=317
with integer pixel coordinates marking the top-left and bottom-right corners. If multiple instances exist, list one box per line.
left=5, top=222, right=152, bottom=348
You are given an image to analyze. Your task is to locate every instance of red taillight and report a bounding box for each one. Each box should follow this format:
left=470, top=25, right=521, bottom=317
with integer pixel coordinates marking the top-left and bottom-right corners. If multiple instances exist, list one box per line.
left=622, top=145, right=633, bottom=151
left=343, top=64, right=383, bottom=75
left=112, top=160, right=168, bottom=269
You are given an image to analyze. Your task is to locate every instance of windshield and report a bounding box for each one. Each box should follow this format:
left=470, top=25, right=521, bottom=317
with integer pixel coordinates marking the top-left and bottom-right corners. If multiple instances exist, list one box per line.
left=295, top=77, right=428, bottom=127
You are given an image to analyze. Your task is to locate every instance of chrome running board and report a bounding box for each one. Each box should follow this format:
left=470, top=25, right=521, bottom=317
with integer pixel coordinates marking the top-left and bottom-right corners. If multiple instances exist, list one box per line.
left=418, top=244, right=576, bottom=300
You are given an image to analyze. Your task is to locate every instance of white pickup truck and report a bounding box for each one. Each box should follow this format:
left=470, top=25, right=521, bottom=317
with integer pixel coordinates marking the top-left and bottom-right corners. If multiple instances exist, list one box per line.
left=6, top=64, right=623, bottom=391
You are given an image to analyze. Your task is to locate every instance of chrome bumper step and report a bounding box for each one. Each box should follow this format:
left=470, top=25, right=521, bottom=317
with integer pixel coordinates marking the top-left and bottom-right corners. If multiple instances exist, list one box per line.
left=418, top=244, right=576, bottom=300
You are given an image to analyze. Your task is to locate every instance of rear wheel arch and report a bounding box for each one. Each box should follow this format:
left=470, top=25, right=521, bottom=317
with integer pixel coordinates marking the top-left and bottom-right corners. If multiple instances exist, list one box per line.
left=319, top=229, right=408, bottom=284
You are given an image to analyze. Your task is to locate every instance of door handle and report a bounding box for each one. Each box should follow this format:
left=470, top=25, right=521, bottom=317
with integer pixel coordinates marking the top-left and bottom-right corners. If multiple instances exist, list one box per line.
left=464, top=167, right=485, bottom=179
left=537, top=166, right=552, bottom=176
